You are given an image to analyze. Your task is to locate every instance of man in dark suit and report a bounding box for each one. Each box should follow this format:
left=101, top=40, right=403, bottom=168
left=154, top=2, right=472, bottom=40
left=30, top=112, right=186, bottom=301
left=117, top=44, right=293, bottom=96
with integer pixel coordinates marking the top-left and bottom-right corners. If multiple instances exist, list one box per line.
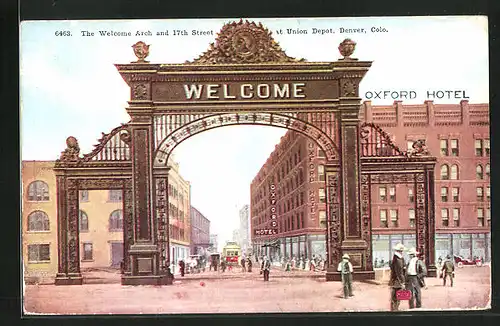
left=442, top=255, right=455, bottom=287
left=261, top=256, right=271, bottom=281
left=389, top=243, right=406, bottom=311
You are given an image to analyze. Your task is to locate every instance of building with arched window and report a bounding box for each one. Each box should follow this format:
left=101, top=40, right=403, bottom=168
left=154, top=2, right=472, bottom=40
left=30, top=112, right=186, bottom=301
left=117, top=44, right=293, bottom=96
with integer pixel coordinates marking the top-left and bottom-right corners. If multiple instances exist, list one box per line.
left=22, top=157, right=193, bottom=283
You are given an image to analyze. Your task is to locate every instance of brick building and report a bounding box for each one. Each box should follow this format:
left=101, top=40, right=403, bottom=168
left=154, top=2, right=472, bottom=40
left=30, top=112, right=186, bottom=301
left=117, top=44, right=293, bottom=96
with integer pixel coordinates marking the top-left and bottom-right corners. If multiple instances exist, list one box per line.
left=190, top=206, right=211, bottom=255
left=22, top=157, right=191, bottom=283
left=250, top=101, right=490, bottom=264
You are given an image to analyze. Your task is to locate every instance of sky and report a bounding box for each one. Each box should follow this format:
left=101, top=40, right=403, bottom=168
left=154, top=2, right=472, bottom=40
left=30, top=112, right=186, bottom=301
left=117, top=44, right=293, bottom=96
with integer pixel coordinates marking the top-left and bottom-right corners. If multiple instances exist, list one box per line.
left=20, top=17, right=489, bottom=247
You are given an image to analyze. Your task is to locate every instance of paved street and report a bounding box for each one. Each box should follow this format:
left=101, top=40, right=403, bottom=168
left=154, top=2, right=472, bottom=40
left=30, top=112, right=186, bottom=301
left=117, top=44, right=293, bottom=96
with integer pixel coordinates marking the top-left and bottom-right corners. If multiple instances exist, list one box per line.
left=24, top=265, right=490, bottom=314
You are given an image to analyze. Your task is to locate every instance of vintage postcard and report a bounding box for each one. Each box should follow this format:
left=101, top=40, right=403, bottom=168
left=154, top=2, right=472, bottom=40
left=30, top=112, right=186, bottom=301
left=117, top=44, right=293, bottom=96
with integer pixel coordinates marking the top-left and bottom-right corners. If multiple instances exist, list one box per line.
left=20, top=16, right=490, bottom=314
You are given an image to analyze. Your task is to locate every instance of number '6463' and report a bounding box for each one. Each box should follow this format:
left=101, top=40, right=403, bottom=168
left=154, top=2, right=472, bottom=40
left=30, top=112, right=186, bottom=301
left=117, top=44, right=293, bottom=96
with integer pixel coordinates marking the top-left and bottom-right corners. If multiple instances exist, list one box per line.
left=55, top=31, right=72, bottom=36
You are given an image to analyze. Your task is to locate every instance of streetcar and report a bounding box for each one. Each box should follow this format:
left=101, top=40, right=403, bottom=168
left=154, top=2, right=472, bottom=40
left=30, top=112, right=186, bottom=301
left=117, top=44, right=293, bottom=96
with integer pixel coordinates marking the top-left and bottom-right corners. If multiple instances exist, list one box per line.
left=222, top=241, right=241, bottom=265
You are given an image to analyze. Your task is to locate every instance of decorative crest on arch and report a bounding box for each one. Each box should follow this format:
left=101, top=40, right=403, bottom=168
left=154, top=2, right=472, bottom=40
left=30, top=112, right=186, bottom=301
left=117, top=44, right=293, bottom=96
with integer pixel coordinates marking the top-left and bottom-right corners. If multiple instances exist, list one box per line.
left=189, top=19, right=305, bottom=64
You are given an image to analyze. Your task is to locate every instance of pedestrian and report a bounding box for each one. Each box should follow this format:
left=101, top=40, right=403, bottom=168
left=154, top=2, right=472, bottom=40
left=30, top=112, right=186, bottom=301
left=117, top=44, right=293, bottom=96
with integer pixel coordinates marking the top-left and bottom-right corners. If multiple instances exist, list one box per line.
left=337, top=253, right=354, bottom=299
left=241, top=257, right=247, bottom=272
left=221, top=258, right=226, bottom=273
left=389, top=243, right=406, bottom=311
left=247, top=257, right=253, bottom=272
left=405, top=248, right=426, bottom=309
left=436, top=257, right=443, bottom=278
left=261, top=256, right=271, bottom=281
left=442, top=255, right=455, bottom=287
left=179, top=259, right=185, bottom=277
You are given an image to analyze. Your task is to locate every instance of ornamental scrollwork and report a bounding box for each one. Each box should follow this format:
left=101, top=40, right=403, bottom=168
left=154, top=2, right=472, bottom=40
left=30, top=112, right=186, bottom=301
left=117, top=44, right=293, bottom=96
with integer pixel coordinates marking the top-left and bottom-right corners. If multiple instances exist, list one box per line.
left=189, top=19, right=305, bottom=64
left=81, top=123, right=130, bottom=162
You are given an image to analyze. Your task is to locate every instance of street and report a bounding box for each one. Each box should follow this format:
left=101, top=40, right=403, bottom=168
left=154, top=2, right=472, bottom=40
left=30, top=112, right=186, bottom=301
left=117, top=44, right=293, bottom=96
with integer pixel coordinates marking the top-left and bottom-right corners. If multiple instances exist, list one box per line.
left=24, top=265, right=490, bottom=314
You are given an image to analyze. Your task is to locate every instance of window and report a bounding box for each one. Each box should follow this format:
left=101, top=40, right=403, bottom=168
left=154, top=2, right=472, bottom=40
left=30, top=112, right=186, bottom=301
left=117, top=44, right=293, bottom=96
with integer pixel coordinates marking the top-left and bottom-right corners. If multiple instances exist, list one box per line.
left=450, top=165, right=459, bottom=180
left=389, top=186, right=396, bottom=202
left=108, top=190, right=123, bottom=202
left=379, top=186, right=387, bottom=202
left=318, top=188, right=326, bottom=203
left=82, top=242, right=93, bottom=261
left=485, top=164, right=490, bottom=178
left=109, top=209, right=123, bottom=231
left=27, top=180, right=49, bottom=201
left=79, top=210, right=89, bottom=232
left=27, top=211, right=50, bottom=231
left=476, top=165, right=484, bottom=180
left=80, top=190, right=89, bottom=202
left=390, top=209, right=398, bottom=227
left=318, top=165, right=325, bottom=181
left=380, top=210, right=388, bottom=228
left=440, top=165, right=449, bottom=180
left=408, top=188, right=414, bottom=203
left=477, top=208, right=484, bottom=227
left=486, top=186, right=490, bottom=201
left=450, top=139, right=459, bottom=156
left=318, top=149, right=326, bottom=158
left=441, top=187, right=448, bottom=202
left=319, top=211, right=326, bottom=228
left=453, top=208, right=460, bottom=227
left=409, top=209, right=415, bottom=228
left=486, top=208, right=491, bottom=227
left=440, top=139, right=449, bottom=156
left=452, top=187, right=460, bottom=202
left=28, top=244, right=50, bottom=262
left=476, top=187, right=484, bottom=202
left=441, top=209, right=449, bottom=227
left=485, top=139, right=490, bottom=156
left=475, top=139, right=483, bottom=156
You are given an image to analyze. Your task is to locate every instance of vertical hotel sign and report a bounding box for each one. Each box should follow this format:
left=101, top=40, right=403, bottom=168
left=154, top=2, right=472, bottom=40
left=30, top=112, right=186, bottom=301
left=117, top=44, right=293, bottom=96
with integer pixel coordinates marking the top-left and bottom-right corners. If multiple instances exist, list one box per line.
left=254, top=183, right=278, bottom=236
left=270, top=184, right=278, bottom=234
left=308, top=141, right=317, bottom=218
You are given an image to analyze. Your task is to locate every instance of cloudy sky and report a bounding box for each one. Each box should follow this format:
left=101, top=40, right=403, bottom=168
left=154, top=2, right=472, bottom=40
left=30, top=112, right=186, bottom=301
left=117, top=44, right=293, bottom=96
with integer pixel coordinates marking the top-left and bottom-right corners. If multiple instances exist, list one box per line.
left=20, top=16, right=488, bottom=247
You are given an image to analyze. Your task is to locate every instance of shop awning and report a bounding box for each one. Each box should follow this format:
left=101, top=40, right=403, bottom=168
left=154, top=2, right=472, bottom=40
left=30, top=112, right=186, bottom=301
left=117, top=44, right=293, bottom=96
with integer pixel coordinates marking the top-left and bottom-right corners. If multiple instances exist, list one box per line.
left=261, top=239, right=280, bottom=248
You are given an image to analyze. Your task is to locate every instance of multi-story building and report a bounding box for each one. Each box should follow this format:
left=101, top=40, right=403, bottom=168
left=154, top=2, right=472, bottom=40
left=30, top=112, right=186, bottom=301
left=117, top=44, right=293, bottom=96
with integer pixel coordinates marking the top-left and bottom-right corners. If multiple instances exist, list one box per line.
left=209, top=234, right=219, bottom=252
left=22, top=157, right=191, bottom=283
left=167, top=158, right=192, bottom=265
left=250, top=101, right=490, bottom=264
left=362, top=100, right=491, bottom=265
left=251, top=130, right=327, bottom=261
left=239, top=204, right=251, bottom=254
left=232, top=229, right=241, bottom=245
left=190, top=206, right=211, bottom=255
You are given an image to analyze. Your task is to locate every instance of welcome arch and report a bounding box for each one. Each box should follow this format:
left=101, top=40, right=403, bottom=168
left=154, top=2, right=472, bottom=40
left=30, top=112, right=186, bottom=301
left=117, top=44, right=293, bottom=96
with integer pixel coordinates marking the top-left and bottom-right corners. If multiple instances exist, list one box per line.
left=53, top=20, right=436, bottom=285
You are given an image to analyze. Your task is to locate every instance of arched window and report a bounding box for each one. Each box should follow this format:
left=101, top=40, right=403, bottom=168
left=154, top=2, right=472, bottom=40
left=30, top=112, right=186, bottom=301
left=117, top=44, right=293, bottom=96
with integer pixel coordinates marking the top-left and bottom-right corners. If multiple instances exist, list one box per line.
left=485, top=164, right=490, bottom=178
left=79, top=210, right=89, bottom=232
left=109, top=209, right=123, bottom=231
left=476, top=165, right=484, bottom=180
left=27, top=210, right=49, bottom=231
left=27, top=180, right=49, bottom=201
left=440, top=165, right=449, bottom=180
left=450, top=164, right=459, bottom=180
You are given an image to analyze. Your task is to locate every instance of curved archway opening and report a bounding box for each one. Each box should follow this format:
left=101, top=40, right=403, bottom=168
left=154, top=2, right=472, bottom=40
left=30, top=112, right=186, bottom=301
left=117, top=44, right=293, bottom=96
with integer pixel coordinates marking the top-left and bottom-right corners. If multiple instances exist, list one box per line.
left=154, top=112, right=339, bottom=167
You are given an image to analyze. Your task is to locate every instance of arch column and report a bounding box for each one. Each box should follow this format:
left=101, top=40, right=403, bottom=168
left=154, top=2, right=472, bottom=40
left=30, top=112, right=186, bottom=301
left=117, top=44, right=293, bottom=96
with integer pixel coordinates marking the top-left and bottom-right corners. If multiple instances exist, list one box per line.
left=121, top=109, right=162, bottom=285
left=54, top=176, right=83, bottom=285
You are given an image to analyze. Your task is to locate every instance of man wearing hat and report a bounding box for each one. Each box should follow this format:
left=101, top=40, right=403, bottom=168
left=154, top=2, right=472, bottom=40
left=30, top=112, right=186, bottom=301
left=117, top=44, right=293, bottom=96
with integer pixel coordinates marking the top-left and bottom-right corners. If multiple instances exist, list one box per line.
left=406, top=247, right=427, bottom=309
left=389, top=243, right=406, bottom=311
left=337, top=253, right=354, bottom=298
left=441, top=255, right=455, bottom=287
